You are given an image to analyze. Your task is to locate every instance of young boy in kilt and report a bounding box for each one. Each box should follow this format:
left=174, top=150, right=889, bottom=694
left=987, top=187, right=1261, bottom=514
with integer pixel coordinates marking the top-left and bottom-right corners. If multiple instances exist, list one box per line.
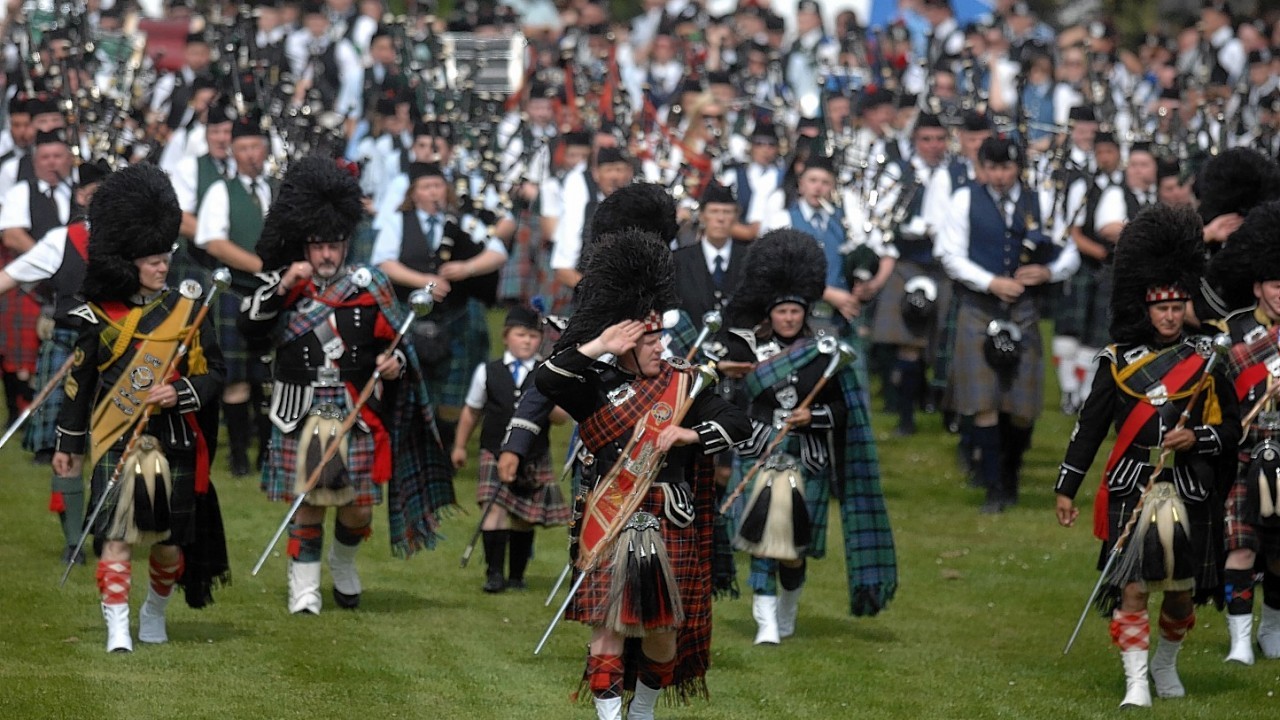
left=52, top=164, right=230, bottom=652
left=452, top=304, right=570, bottom=593
left=1055, top=205, right=1240, bottom=707
left=534, top=228, right=751, bottom=720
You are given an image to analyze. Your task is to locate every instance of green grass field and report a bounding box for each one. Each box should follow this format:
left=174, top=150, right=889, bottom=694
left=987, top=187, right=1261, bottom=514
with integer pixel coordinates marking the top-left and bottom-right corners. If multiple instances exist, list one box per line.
left=1, top=318, right=1277, bottom=719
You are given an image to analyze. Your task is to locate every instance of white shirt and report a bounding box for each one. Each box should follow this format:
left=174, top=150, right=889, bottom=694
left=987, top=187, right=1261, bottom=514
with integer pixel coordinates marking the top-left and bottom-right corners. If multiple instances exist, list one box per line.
left=170, top=154, right=236, bottom=215
left=766, top=198, right=834, bottom=234
left=1211, top=25, right=1246, bottom=83
left=371, top=210, right=507, bottom=268
left=550, top=168, right=595, bottom=271
left=0, top=150, right=27, bottom=204
left=463, top=351, right=537, bottom=410
left=938, top=185, right=1077, bottom=293
left=1094, top=184, right=1156, bottom=233
left=700, top=237, right=733, bottom=275
left=284, top=30, right=363, bottom=118
left=721, top=163, right=783, bottom=227
left=194, top=176, right=272, bottom=249
left=0, top=179, right=72, bottom=232
left=158, top=123, right=210, bottom=176
left=4, top=224, right=70, bottom=282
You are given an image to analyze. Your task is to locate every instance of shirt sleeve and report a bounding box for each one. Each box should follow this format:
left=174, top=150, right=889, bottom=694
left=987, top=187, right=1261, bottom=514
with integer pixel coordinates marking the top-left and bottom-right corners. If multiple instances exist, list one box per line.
left=0, top=182, right=31, bottom=231
left=1093, top=186, right=1126, bottom=233
left=194, top=181, right=231, bottom=248
left=171, top=157, right=198, bottom=214
left=551, top=174, right=586, bottom=270
left=370, top=212, right=405, bottom=267
left=937, top=187, right=995, bottom=292
left=5, top=226, right=67, bottom=282
left=463, top=362, right=488, bottom=410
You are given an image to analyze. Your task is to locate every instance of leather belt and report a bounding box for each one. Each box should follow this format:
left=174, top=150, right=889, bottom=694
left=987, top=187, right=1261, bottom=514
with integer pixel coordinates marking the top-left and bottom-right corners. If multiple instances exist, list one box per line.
left=275, top=366, right=366, bottom=387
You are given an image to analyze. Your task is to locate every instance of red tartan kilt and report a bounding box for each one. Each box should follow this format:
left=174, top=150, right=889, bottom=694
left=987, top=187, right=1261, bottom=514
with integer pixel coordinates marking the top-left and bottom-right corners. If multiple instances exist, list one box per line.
left=476, top=449, right=570, bottom=526
left=566, top=485, right=708, bottom=628
left=1225, top=472, right=1280, bottom=558
left=260, top=388, right=382, bottom=507
left=0, top=291, right=43, bottom=373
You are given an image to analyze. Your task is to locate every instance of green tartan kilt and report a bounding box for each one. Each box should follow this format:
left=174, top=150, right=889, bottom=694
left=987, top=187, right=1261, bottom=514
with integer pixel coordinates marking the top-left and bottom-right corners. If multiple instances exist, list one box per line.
left=260, top=386, right=382, bottom=506
left=90, top=446, right=196, bottom=545
left=1054, top=261, right=1113, bottom=348
left=23, top=327, right=77, bottom=453
left=420, top=298, right=490, bottom=415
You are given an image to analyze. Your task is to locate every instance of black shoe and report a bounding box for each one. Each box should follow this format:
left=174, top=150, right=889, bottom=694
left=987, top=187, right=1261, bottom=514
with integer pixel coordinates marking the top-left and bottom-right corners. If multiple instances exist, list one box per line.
left=60, top=545, right=85, bottom=565
left=506, top=578, right=528, bottom=591
left=332, top=587, right=360, bottom=609
left=230, top=452, right=251, bottom=477
left=979, top=500, right=1005, bottom=515
left=33, top=449, right=54, bottom=465
left=483, top=571, right=506, bottom=593
left=894, top=420, right=917, bottom=437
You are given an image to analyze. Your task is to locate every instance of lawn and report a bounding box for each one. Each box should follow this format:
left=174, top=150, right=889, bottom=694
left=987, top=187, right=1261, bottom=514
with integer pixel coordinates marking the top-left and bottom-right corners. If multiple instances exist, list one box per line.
left=1, top=317, right=1276, bottom=719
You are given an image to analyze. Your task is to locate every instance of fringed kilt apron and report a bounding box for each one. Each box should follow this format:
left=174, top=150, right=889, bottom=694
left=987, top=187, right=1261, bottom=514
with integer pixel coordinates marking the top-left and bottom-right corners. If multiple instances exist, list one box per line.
left=89, top=446, right=196, bottom=545
left=949, top=291, right=1043, bottom=419
left=476, top=448, right=570, bottom=526
left=23, top=326, right=77, bottom=453
left=260, top=386, right=381, bottom=506
left=870, top=259, right=953, bottom=352
left=1100, top=486, right=1220, bottom=606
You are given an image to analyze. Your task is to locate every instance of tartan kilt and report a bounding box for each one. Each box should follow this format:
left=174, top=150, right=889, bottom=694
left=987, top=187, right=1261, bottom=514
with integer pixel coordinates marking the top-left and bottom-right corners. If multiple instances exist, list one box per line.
left=948, top=292, right=1043, bottom=419
left=260, top=386, right=382, bottom=506
left=870, top=259, right=954, bottom=353
left=1224, top=470, right=1280, bottom=559
left=89, top=446, right=197, bottom=545
left=347, top=217, right=377, bottom=267
left=498, top=211, right=545, bottom=303
left=212, top=289, right=251, bottom=385
left=1053, top=262, right=1113, bottom=348
left=0, top=289, right=42, bottom=374
left=422, top=299, right=490, bottom=416
left=1100, top=487, right=1221, bottom=605
left=167, top=242, right=210, bottom=285
left=476, top=448, right=570, bottom=526
left=566, top=485, right=707, bottom=628
left=22, top=327, right=77, bottom=453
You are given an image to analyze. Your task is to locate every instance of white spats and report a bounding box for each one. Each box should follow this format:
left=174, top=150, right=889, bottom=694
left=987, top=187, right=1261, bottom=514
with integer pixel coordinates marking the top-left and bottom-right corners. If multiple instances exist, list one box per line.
left=1259, top=604, right=1280, bottom=660
left=1150, top=639, right=1185, bottom=698
left=752, top=594, right=780, bottom=646
left=1120, top=649, right=1152, bottom=708
left=137, top=587, right=171, bottom=644
left=287, top=561, right=322, bottom=615
left=101, top=603, right=133, bottom=653
left=593, top=696, right=622, bottom=720
left=329, top=542, right=362, bottom=597
left=777, top=587, right=802, bottom=639
left=1225, top=613, right=1256, bottom=665
left=628, top=681, right=661, bottom=720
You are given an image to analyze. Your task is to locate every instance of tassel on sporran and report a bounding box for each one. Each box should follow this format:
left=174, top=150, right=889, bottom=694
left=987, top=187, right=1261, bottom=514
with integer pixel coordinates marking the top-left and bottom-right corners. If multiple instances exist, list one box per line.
left=109, top=434, right=173, bottom=546
left=734, top=454, right=807, bottom=561
left=295, top=403, right=352, bottom=506
left=1112, top=482, right=1195, bottom=595
left=604, top=511, right=684, bottom=637
left=1244, top=442, right=1280, bottom=527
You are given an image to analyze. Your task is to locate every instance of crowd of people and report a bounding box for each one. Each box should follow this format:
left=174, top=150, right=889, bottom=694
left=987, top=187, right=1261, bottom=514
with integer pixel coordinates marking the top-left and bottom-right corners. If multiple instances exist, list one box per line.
left=4, top=0, right=1280, bottom=716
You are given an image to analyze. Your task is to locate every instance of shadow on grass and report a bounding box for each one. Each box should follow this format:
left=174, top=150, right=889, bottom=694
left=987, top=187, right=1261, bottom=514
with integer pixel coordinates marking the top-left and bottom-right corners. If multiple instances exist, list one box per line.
left=349, top=587, right=464, bottom=614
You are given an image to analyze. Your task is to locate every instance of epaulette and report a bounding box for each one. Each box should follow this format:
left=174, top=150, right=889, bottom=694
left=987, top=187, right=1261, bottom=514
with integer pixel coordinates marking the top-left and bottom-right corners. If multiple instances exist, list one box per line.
left=69, top=304, right=98, bottom=325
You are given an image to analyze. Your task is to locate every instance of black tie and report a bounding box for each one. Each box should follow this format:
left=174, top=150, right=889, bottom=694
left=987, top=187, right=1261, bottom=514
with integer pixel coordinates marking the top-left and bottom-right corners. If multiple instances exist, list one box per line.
left=712, top=254, right=726, bottom=288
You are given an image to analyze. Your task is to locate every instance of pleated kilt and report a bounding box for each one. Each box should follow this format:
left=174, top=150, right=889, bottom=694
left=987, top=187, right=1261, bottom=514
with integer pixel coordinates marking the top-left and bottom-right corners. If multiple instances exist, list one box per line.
left=90, top=446, right=196, bottom=545
left=212, top=290, right=252, bottom=385
left=476, top=448, right=570, bottom=526
left=870, top=259, right=954, bottom=353
left=422, top=298, right=490, bottom=416
left=932, top=291, right=962, bottom=400
left=948, top=290, right=1043, bottom=419
left=1225, top=469, right=1280, bottom=559
left=498, top=211, right=545, bottom=304
left=0, top=288, right=42, bottom=374
left=260, top=386, right=382, bottom=506
left=1100, top=486, right=1220, bottom=604
left=566, top=485, right=706, bottom=629
left=1054, top=261, right=1113, bottom=348
left=22, top=327, right=77, bottom=453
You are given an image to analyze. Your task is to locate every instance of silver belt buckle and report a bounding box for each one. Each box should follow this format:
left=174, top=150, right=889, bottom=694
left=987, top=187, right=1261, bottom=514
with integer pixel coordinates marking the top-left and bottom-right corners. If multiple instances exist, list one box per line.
left=315, top=366, right=341, bottom=387
left=772, top=408, right=791, bottom=431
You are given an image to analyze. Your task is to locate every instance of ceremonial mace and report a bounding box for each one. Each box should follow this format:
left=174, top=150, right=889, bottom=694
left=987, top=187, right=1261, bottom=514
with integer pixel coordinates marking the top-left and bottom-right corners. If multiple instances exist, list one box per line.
left=0, top=354, right=76, bottom=451
left=61, top=269, right=232, bottom=585
left=1062, top=334, right=1231, bottom=654
left=251, top=285, right=435, bottom=576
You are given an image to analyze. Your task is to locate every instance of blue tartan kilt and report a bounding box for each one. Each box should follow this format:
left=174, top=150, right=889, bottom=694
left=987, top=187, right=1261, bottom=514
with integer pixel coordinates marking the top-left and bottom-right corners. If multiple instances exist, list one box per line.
left=90, top=446, right=197, bottom=545
left=260, top=386, right=382, bottom=506
left=23, top=327, right=77, bottom=453
left=212, top=290, right=252, bottom=385
left=476, top=448, right=571, bottom=526
left=421, top=298, right=490, bottom=417
left=949, top=292, right=1043, bottom=420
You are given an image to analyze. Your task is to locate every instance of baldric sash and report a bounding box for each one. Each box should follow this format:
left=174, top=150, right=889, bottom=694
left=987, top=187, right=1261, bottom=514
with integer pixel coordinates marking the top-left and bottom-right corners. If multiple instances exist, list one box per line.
left=1092, top=342, right=1207, bottom=540
left=88, top=293, right=200, bottom=465
left=576, top=366, right=690, bottom=568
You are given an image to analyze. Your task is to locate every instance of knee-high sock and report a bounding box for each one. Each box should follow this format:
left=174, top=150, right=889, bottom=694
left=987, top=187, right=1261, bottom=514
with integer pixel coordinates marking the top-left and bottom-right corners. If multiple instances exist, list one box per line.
left=779, top=560, right=807, bottom=591
left=97, top=560, right=131, bottom=606
left=483, top=529, right=509, bottom=577
left=637, top=653, right=676, bottom=691
left=999, top=419, right=1033, bottom=502
left=1111, top=609, right=1151, bottom=651
left=508, top=530, right=534, bottom=581
left=1075, top=346, right=1100, bottom=402
left=586, top=653, right=625, bottom=700
left=1225, top=568, right=1256, bottom=615
left=1264, top=571, right=1280, bottom=610
left=972, top=424, right=1001, bottom=495
left=224, top=402, right=252, bottom=461
left=1053, top=336, right=1081, bottom=396
left=51, top=475, right=84, bottom=546
left=287, top=522, right=324, bottom=562
left=149, top=552, right=184, bottom=598
left=895, top=358, right=923, bottom=428
left=1159, top=610, right=1195, bottom=643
